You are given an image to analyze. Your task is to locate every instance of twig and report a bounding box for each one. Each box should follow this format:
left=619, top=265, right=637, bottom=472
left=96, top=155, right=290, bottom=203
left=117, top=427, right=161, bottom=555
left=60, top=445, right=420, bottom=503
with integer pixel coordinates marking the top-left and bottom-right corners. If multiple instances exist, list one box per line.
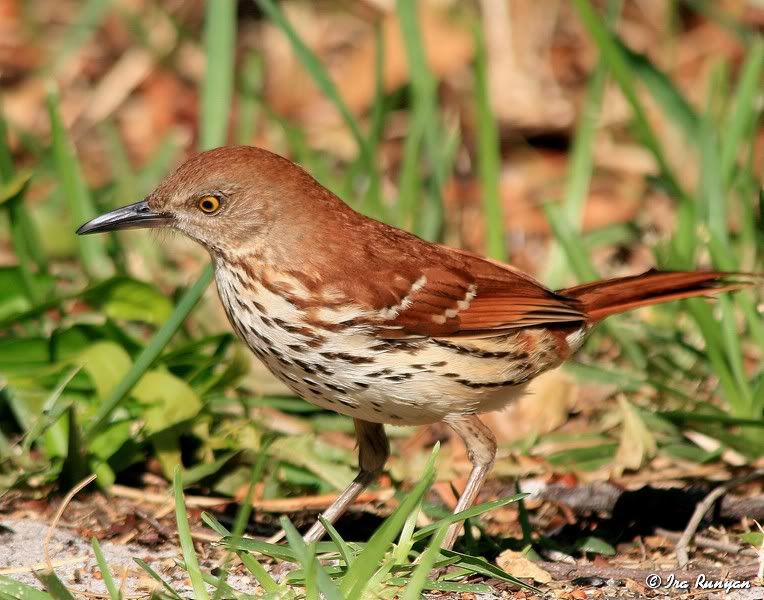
left=527, top=480, right=764, bottom=521
left=676, top=469, right=764, bottom=568
left=110, top=483, right=394, bottom=512
left=109, top=484, right=231, bottom=507
left=654, top=527, right=753, bottom=556
left=0, top=556, right=89, bottom=575
left=536, top=560, right=760, bottom=582
left=655, top=527, right=756, bottom=556
left=755, top=520, right=764, bottom=580
left=118, top=564, right=129, bottom=600
left=43, top=474, right=97, bottom=571
left=244, top=489, right=395, bottom=512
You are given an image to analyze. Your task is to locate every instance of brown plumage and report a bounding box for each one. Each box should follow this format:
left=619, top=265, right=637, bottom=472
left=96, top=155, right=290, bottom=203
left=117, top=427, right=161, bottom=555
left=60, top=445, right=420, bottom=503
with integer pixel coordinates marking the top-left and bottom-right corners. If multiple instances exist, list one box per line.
left=76, top=145, right=756, bottom=549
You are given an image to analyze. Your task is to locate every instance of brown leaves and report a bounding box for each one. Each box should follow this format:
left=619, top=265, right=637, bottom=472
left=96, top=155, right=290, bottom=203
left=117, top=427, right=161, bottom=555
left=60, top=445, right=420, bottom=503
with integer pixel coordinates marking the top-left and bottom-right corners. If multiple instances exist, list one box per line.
left=496, top=549, right=552, bottom=584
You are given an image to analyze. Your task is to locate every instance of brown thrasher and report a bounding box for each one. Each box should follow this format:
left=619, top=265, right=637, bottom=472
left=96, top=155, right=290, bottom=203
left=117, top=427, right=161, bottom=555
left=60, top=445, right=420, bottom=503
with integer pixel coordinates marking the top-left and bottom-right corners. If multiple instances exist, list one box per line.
left=78, top=146, right=750, bottom=549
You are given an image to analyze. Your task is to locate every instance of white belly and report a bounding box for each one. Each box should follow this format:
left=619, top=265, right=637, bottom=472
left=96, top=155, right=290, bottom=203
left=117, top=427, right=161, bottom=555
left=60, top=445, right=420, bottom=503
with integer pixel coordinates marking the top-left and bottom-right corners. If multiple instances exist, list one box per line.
left=214, top=264, right=560, bottom=425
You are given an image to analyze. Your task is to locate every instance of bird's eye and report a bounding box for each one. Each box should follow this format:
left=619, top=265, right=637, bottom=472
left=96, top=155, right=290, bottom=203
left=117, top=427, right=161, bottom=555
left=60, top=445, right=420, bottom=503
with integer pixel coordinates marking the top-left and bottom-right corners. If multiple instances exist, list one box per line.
left=198, top=195, right=221, bottom=214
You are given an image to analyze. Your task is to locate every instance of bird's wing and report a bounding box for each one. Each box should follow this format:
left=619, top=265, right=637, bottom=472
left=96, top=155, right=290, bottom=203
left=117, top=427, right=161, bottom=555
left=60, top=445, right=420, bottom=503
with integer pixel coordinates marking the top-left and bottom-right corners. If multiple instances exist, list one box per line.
left=356, top=247, right=586, bottom=339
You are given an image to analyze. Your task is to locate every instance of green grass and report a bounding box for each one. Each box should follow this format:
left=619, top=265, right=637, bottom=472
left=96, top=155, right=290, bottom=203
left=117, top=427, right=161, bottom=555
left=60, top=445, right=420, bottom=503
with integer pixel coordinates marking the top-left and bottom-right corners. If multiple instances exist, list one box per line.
left=0, top=0, right=762, bottom=596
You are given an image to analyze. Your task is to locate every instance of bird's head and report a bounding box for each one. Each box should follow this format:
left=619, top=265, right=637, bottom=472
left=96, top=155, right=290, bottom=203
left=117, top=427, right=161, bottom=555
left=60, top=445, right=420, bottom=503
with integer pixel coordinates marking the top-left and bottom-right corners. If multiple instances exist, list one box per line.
left=77, top=146, right=337, bottom=256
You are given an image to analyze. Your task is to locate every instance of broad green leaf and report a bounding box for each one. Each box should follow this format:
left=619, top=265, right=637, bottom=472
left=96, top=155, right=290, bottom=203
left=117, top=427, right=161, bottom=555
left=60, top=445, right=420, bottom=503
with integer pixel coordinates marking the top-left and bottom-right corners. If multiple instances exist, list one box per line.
left=181, top=450, right=239, bottom=486
left=84, top=278, right=173, bottom=326
left=269, top=435, right=355, bottom=490
left=88, top=419, right=133, bottom=460
left=0, top=169, right=33, bottom=205
left=133, top=370, right=202, bottom=434
left=133, top=369, right=202, bottom=478
left=78, top=341, right=132, bottom=400
left=576, top=536, right=616, bottom=556
left=0, top=337, right=49, bottom=367
left=3, top=379, right=68, bottom=458
left=83, top=265, right=214, bottom=442
left=739, top=532, right=764, bottom=546
left=0, top=267, right=55, bottom=321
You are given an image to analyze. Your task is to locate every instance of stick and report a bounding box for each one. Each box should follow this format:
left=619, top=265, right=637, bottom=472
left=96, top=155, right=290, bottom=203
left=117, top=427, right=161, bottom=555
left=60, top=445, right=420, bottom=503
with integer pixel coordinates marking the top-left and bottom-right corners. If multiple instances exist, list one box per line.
left=675, top=469, right=764, bottom=568
left=43, top=474, right=97, bottom=571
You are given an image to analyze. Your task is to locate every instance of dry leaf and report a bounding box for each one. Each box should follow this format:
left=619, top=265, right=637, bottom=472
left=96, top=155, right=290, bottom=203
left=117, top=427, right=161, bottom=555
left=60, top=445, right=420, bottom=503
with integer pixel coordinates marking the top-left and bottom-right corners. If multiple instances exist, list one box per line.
left=496, top=549, right=552, bottom=584
left=614, top=396, right=657, bottom=472
left=483, top=367, right=577, bottom=443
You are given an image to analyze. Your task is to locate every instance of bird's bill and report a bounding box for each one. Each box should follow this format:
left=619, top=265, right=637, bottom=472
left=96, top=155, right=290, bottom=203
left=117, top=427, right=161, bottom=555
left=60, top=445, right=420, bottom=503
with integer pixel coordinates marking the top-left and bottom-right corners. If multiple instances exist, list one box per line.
left=76, top=200, right=172, bottom=235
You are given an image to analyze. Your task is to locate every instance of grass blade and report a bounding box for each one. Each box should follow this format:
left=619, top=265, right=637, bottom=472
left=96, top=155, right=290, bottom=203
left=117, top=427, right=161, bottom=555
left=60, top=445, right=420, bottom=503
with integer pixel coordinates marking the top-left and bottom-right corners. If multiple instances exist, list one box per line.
left=236, top=49, right=264, bottom=145
left=396, top=0, right=449, bottom=240
left=173, top=466, right=209, bottom=600
left=318, top=515, right=354, bottom=567
left=720, top=39, right=764, bottom=186
left=89, top=0, right=243, bottom=442
left=340, top=444, right=439, bottom=598
left=570, top=0, right=696, bottom=266
left=202, top=512, right=281, bottom=594
left=33, top=570, right=77, bottom=600
left=392, top=578, right=493, bottom=593
left=402, top=522, right=449, bottom=600
left=412, top=493, right=526, bottom=541
left=47, top=86, right=113, bottom=279
left=200, top=0, right=237, bottom=150
left=51, top=0, right=115, bottom=72
left=0, top=575, right=52, bottom=600
left=211, top=439, right=277, bottom=598
left=91, top=538, right=121, bottom=600
left=281, top=518, right=343, bottom=600
left=473, top=24, right=505, bottom=261
left=441, top=549, right=537, bottom=591
left=255, top=0, right=370, bottom=169
left=686, top=299, right=747, bottom=416
left=544, top=202, right=646, bottom=368
left=569, top=0, right=683, bottom=197
left=21, top=366, right=79, bottom=453
left=133, top=558, right=183, bottom=600
left=542, top=1, right=619, bottom=286
left=614, top=38, right=700, bottom=142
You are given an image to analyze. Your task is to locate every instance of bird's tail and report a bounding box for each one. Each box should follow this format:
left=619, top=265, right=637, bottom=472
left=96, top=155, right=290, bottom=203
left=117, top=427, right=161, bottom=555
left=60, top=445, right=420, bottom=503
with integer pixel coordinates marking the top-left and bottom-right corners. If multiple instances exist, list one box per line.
left=559, top=269, right=754, bottom=323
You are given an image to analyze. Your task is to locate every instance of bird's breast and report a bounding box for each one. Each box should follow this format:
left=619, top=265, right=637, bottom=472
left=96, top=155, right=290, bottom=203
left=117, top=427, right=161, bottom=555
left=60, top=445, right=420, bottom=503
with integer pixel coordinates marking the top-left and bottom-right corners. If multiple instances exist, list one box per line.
left=213, top=263, right=566, bottom=425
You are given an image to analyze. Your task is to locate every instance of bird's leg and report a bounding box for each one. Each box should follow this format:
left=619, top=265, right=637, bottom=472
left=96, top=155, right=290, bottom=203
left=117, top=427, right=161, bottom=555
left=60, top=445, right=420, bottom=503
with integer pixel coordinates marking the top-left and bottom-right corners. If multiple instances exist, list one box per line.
left=442, top=415, right=497, bottom=550
left=303, top=419, right=389, bottom=543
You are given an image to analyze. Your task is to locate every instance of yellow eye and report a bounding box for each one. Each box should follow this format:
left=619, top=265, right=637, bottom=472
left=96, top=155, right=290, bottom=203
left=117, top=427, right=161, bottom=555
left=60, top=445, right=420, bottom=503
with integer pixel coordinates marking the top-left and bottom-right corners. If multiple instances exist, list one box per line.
left=198, top=195, right=220, bottom=214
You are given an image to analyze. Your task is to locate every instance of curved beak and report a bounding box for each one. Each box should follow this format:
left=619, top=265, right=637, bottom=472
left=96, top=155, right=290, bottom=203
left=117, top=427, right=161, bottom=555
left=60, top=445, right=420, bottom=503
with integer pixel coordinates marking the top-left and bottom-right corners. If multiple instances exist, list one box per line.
left=76, top=200, right=172, bottom=235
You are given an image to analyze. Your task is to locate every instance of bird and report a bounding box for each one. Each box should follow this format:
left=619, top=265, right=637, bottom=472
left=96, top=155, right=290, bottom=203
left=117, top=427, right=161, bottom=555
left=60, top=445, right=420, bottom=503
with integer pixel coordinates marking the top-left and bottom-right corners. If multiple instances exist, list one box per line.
left=77, top=145, right=752, bottom=549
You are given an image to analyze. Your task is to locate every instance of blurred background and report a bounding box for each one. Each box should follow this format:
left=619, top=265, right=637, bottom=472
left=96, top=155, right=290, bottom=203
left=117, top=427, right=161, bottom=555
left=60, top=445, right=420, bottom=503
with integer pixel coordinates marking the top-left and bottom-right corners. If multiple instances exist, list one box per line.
left=0, top=0, right=763, bottom=587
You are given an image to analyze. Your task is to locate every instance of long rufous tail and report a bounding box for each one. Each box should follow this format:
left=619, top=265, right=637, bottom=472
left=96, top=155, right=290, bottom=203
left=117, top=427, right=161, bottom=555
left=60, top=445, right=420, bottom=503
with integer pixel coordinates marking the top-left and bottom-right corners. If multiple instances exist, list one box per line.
left=559, top=269, right=753, bottom=323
